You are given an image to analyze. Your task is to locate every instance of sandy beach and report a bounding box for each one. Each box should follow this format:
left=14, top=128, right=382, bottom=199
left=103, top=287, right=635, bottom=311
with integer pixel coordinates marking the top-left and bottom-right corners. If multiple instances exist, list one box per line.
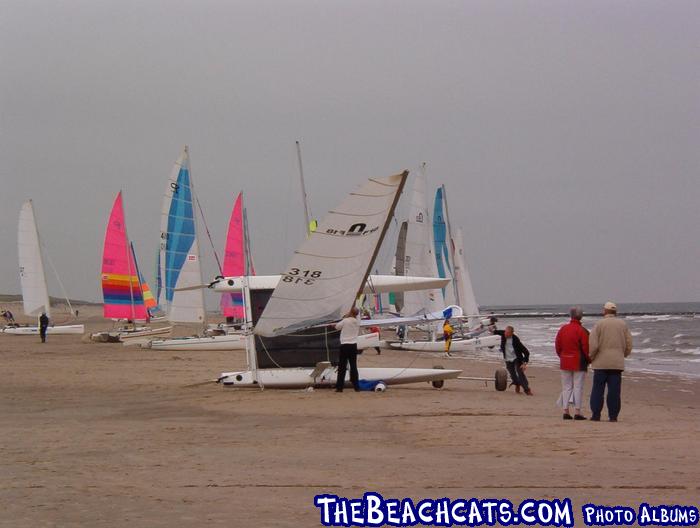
left=1, top=311, right=699, bottom=527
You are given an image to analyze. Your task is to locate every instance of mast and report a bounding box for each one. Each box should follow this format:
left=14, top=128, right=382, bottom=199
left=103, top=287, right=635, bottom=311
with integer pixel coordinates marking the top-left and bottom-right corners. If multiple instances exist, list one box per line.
left=295, top=140, right=312, bottom=236
left=130, top=242, right=149, bottom=322
left=242, top=197, right=253, bottom=277
left=186, top=146, right=207, bottom=327
left=121, top=190, right=136, bottom=322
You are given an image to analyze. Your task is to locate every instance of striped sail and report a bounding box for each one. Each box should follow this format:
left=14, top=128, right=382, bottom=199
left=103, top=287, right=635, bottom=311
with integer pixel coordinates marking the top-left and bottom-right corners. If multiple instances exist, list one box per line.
left=154, top=248, right=162, bottom=307
left=101, top=192, right=148, bottom=320
left=17, top=200, right=51, bottom=317
left=255, top=171, right=407, bottom=337
left=141, top=281, right=157, bottom=310
left=159, top=147, right=205, bottom=323
left=130, top=242, right=157, bottom=311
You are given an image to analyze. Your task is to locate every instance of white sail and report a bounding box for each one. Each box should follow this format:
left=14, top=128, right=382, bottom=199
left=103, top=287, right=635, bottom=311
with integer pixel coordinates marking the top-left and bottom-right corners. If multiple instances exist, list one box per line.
left=452, top=226, right=480, bottom=323
left=18, top=200, right=51, bottom=317
left=159, top=146, right=206, bottom=323
left=255, top=171, right=408, bottom=337
left=401, top=166, right=441, bottom=316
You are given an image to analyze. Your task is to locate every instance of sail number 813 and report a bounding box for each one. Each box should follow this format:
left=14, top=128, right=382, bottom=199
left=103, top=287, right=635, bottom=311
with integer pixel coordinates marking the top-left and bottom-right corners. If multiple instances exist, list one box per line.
left=283, top=268, right=322, bottom=284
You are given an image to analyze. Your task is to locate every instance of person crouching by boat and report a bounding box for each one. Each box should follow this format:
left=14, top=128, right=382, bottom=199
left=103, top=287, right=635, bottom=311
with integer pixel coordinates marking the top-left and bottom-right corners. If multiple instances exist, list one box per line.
left=495, top=326, right=532, bottom=395
left=555, top=306, right=590, bottom=420
left=2, top=309, right=16, bottom=326
left=443, top=318, right=454, bottom=355
left=39, top=312, right=49, bottom=343
left=334, top=307, right=361, bottom=392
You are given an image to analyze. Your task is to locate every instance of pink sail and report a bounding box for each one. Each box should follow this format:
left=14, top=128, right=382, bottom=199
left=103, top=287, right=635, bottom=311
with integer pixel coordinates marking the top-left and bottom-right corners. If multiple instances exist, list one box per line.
left=220, top=193, right=254, bottom=318
left=101, top=192, right=148, bottom=320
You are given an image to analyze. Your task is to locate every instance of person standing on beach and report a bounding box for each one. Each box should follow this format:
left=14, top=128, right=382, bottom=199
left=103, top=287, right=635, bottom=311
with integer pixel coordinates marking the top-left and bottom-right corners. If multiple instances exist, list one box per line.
left=495, top=326, right=532, bottom=395
left=588, top=301, right=633, bottom=422
left=334, top=307, right=361, bottom=392
left=555, top=306, right=590, bottom=420
left=39, top=312, right=49, bottom=343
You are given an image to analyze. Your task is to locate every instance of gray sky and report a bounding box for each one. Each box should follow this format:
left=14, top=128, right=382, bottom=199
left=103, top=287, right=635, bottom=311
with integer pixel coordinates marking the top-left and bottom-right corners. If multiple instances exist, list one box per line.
left=1, top=0, right=698, bottom=306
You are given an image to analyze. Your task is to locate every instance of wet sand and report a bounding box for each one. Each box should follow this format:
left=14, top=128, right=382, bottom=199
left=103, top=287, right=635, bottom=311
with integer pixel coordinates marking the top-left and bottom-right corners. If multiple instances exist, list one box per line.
left=1, top=311, right=699, bottom=527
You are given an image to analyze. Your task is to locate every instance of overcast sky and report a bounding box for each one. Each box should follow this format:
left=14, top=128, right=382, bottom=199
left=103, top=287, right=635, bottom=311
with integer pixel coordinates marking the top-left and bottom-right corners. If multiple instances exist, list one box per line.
left=1, top=0, right=698, bottom=307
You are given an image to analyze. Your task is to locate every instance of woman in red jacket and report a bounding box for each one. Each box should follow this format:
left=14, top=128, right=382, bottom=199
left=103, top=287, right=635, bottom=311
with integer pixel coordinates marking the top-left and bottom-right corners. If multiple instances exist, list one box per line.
left=555, top=306, right=590, bottom=420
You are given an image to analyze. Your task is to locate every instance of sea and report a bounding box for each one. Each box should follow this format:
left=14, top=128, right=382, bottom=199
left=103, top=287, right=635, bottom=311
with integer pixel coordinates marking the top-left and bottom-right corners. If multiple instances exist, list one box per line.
left=478, top=303, right=700, bottom=378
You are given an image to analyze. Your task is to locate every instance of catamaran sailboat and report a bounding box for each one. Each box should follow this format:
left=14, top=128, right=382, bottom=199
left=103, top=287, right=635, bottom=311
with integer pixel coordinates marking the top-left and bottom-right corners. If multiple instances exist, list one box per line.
left=141, top=146, right=246, bottom=351
left=389, top=181, right=500, bottom=353
left=2, top=201, right=84, bottom=335
left=90, top=192, right=172, bottom=343
left=216, top=170, right=461, bottom=389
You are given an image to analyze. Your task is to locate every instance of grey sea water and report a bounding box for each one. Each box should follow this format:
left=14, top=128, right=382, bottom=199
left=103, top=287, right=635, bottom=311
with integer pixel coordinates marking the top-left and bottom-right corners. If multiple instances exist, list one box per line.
left=480, top=303, right=700, bottom=378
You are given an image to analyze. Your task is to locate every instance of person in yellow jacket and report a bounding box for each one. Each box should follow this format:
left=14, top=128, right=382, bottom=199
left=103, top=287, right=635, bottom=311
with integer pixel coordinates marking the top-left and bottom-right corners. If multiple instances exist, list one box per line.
left=443, top=319, right=454, bottom=355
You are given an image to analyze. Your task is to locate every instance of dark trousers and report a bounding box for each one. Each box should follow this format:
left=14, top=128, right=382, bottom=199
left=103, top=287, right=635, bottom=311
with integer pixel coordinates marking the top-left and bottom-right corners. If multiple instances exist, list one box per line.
left=336, top=343, right=359, bottom=390
left=40, top=327, right=48, bottom=343
left=590, top=369, right=622, bottom=420
left=505, top=360, right=529, bottom=391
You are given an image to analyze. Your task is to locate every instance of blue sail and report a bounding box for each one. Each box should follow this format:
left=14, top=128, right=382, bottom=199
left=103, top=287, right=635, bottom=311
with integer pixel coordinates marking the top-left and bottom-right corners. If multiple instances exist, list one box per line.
left=158, top=147, right=205, bottom=323
left=164, top=161, right=195, bottom=304
left=433, top=187, right=452, bottom=298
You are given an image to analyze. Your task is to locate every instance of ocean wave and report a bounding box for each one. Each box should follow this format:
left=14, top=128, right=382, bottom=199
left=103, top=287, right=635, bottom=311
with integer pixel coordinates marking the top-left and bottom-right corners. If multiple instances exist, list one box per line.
left=633, top=347, right=662, bottom=354
left=625, top=314, right=685, bottom=322
left=678, top=348, right=700, bottom=356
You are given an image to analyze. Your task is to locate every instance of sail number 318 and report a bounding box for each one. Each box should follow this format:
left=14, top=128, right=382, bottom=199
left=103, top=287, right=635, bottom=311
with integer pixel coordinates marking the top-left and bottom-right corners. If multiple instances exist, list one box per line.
left=283, top=268, right=322, bottom=284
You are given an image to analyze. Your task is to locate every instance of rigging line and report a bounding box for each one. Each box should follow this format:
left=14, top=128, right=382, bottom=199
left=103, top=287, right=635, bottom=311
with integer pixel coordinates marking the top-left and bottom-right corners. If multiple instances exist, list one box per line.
left=257, top=336, right=284, bottom=369
left=193, top=189, right=223, bottom=275
left=41, top=245, right=75, bottom=317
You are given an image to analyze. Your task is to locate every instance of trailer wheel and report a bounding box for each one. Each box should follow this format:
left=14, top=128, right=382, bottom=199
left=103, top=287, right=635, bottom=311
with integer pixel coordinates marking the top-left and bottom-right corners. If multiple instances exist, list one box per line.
left=495, top=368, right=508, bottom=391
left=374, top=382, right=387, bottom=392
left=432, top=365, right=445, bottom=389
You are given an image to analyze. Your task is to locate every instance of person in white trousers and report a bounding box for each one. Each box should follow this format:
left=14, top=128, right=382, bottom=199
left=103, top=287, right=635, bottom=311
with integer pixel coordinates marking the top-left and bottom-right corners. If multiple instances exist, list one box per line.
left=555, top=306, right=591, bottom=420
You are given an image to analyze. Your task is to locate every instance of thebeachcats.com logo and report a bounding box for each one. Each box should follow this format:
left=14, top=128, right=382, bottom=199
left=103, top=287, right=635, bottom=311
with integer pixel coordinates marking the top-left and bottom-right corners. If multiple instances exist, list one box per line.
left=313, top=492, right=699, bottom=527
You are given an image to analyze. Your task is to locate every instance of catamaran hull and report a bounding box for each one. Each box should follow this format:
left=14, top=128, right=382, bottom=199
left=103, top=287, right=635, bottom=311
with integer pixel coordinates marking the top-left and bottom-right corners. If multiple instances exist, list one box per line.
left=388, top=334, right=501, bottom=353
left=90, top=326, right=173, bottom=344
left=2, top=324, right=84, bottom=335
left=218, top=366, right=461, bottom=389
left=145, top=333, right=247, bottom=351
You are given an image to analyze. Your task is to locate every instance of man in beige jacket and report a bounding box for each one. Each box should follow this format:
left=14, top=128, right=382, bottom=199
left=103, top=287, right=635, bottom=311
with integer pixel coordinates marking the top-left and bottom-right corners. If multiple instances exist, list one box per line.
left=588, top=301, right=633, bottom=422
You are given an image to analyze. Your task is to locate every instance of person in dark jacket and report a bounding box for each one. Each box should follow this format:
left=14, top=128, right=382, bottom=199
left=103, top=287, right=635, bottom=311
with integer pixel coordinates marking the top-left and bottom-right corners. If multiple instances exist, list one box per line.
left=39, top=312, right=49, bottom=343
left=495, top=326, right=532, bottom=395
left=555, top=306, right=590, bottom=420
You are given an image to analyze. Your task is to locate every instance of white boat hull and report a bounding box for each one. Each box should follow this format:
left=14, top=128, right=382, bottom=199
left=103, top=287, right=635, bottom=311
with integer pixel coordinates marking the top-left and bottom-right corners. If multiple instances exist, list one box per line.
left=2, top=324, right=84, bottom=335
left=90, top=326, right=173, bottom=344
left=388, top=334, right=501, bottom=353
left=218, top=366, right=462, bottom=389
left=146, top=333, right=247, bottom=351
